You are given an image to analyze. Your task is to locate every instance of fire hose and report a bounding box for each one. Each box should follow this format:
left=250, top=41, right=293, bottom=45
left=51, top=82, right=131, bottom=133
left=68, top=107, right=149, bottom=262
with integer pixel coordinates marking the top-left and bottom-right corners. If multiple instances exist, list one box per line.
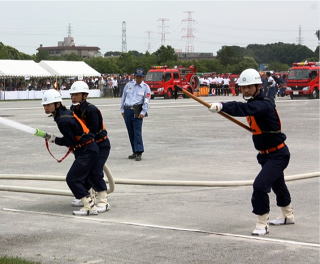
left=0, top=116, right=115, bottom=194
left=0, top=115, right=319, bottom=196
left=0, top=172, right=318, bottom=196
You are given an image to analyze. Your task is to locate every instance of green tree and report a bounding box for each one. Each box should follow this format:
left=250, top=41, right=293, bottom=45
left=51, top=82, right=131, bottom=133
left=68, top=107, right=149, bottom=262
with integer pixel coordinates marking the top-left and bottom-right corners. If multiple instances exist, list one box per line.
left=34, top=49, right=49, bottom=62
left=127, top=50, right=144, bottom=57
left=85, top=57, right=120, bottom=74
left=117, top=52, right=139, bottom=73
left=61, top=53, right=83, bottom=61
left=267, top=61, right=290, bottom=72
left=0, top=42, right=32, bottom=60
left=216, top=46, right=245, bottom=66
left=306, top=46, right=319, bottom=62
left=104, top=51, right=122, bottom=57
left=153, top=45, right=178, bottom=64
left=227, top=56, right=258, bottom=74
left=179, top=58, right=224, bottom=73
left=246, top=43, right=315, bottom=65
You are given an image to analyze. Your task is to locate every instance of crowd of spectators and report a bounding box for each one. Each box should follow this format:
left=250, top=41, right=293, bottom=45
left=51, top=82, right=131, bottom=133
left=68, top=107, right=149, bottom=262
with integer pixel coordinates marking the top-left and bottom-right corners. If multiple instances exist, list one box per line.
left=198, top=71, right=288, bottom=97
left=0, top=74, right=135, bottom=98
left=0, top=71, right=288, bottom=99
left=199, top=73, right=239, bottom=96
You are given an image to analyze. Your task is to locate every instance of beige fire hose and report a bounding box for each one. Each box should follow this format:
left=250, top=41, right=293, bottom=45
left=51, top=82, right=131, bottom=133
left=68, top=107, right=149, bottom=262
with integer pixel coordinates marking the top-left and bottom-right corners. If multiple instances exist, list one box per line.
left=0, top=165, right=114, bottom=196
left=0, top=171, right=318, bottom=196
left=103, top=165, right=114, bottom=194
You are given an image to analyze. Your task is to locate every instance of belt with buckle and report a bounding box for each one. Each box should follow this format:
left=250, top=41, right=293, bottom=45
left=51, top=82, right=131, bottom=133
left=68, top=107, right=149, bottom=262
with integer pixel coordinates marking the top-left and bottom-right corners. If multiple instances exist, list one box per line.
left=73, top=139, right=95, bottom=150
left=259, top=143, right=285, bottom=154
left=96, top=135, right=108, bottom=143
left=124, top=105, right=134, bottom=110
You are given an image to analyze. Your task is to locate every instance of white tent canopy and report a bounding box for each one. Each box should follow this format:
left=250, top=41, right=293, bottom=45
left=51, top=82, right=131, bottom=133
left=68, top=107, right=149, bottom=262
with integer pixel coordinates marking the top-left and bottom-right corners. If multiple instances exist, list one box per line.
left=39, top=60, right=101, bottom=77
left=0, top=60, right=52, bottom=77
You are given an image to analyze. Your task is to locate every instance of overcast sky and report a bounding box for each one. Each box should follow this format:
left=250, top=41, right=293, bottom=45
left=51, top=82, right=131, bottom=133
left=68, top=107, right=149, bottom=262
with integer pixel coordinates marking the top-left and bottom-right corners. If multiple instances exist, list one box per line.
left=0, top=0, right=319, bottom=56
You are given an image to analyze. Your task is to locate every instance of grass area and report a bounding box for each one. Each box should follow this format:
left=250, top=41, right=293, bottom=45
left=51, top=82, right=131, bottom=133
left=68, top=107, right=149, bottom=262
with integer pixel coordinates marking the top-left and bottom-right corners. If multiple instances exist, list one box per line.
left=0, top=256, right=40, bottom=264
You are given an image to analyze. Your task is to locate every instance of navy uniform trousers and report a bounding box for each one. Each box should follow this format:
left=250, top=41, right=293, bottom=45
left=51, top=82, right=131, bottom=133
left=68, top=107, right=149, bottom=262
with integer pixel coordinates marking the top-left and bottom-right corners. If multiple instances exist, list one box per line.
left=86, top=138, right=111, bottom=192
left=66, top=144, right=99, bottom=199
left=124, top=108, right=144, bottom=154
left=252, top=145, right=291, bottom=215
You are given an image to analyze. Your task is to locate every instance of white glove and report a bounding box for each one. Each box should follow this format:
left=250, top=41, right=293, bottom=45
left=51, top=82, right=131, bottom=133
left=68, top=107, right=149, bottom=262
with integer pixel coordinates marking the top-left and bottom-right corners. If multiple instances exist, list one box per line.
left=208, top=103, right=223, bottom=113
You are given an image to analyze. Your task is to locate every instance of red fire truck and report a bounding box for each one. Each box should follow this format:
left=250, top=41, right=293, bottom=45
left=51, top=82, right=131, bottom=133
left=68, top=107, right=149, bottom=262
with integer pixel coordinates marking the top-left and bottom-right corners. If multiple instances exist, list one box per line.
left=285, top=61, right=320, bottom=99
left=145, top=65, right=199, bottom=99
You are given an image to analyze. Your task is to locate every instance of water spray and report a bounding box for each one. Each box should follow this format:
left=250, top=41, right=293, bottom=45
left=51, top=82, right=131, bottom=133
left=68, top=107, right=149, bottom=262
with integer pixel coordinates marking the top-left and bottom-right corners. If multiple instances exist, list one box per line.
left=0, top=116, right=49, bottom=138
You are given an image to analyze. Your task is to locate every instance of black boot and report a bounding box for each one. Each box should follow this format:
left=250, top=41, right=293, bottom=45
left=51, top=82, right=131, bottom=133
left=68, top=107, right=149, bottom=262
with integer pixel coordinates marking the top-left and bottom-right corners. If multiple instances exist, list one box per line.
left=128, top=153, right=136, bottom=159
left=135, top=154, right=142, bottom=161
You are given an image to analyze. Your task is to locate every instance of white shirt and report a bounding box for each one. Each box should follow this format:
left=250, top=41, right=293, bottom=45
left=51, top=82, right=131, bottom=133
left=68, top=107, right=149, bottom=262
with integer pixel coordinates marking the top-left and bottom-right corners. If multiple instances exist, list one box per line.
left=268, top=76, right=276, bottom=87
left=120, top=80, right=151, bottom=115
left=223, top=78, right=230, bottom=85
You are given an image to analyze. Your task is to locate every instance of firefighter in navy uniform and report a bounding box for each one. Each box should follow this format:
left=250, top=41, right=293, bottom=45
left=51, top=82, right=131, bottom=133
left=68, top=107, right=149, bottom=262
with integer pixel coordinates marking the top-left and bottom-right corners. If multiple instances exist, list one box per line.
left=209, top=69, right=294, bottom=236
left=69, top=81, right=111, bottom=213
left=42, top=89, right=99, bottom=216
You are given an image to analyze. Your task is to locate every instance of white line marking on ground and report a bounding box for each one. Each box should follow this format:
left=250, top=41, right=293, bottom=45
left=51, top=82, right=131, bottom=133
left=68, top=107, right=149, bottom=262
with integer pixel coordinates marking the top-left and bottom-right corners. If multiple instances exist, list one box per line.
left=3, top=207, right=319, bottom=248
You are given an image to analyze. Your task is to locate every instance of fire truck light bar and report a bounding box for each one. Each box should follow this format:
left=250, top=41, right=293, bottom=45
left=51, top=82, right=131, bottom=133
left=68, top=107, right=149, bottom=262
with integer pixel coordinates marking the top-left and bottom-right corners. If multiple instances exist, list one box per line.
left=292, top=61, right=319, bottom=66
left=151, top=65, right=168, bottom=69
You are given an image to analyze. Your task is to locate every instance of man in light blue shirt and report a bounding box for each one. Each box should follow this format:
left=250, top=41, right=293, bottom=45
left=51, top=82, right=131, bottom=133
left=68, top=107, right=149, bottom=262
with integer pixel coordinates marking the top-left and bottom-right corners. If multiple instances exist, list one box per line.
left=120, top=68, right=151, bottom=161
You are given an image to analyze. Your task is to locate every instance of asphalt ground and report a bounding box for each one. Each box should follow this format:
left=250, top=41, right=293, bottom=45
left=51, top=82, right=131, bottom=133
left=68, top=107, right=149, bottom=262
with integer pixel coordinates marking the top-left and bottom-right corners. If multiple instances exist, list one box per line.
left=0, top=95, right=319, bottom=264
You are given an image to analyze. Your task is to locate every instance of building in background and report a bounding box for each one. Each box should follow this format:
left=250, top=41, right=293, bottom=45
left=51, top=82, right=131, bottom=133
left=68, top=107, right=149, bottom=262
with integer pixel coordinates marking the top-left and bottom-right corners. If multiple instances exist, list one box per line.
left=175, top=51, right=214, bottom=60
left=37, top=24, right=100, bottom=58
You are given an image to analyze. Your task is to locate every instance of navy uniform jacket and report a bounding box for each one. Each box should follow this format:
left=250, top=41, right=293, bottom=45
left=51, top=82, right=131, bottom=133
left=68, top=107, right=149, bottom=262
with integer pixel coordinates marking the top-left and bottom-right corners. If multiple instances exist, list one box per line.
left=221, top=91, right=286, bottom=151
left=53, top=106, right=96, bottom=151
left=71, top=101, right=108, bottom=144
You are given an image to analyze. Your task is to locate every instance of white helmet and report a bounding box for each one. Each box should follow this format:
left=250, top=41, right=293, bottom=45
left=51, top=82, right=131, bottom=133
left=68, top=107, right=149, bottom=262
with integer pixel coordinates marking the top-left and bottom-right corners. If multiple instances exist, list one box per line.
left=42, top=89, right=62, bottom=105
left=69, top=81, right=89, bottom=94
left=237, top=69, right=262, bottom=86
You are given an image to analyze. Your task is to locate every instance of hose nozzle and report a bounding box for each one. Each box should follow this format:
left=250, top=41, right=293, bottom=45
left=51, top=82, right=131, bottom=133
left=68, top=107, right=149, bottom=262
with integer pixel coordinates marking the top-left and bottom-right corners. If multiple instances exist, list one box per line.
left=34, top=128, right=48, bottom=138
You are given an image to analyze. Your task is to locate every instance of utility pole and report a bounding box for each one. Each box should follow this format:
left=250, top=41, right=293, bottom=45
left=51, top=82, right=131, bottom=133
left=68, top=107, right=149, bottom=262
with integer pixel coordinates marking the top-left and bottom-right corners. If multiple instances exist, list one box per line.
left=158, top=18, right=169, bottom=46
left=182, top=11, right=195, bottom=53
left=122, top=21, right=127, bottom=53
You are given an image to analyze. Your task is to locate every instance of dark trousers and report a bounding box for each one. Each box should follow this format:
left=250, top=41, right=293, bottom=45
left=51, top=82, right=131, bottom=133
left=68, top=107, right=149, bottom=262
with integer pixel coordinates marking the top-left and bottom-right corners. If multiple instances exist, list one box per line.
left=124, top=108, right=144, bottom=153
left=66, top=145, right=99, bottom=199
left=267, top=86, right=277, bottom=100
left=223, top=85, right=229, bottom=96
left=216, top=85, right=222, bottom=96
left=113, top=86, right=119, bottom=97
left=252, top=146, right=291, bottom=215
left=87, top=138, right=111, bottom=192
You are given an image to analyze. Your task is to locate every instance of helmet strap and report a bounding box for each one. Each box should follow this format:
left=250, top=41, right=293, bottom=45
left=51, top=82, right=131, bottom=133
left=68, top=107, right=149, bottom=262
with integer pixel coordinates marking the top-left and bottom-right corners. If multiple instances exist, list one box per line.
left=253, top=84, right=260, bottom=97
left=243, top=95, right=253, bottom=101
left=81, top=93, right=88, bottom=101
left=51, top=102, right=60, bottom=116
left=243, top=84, right=260, bottom=101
